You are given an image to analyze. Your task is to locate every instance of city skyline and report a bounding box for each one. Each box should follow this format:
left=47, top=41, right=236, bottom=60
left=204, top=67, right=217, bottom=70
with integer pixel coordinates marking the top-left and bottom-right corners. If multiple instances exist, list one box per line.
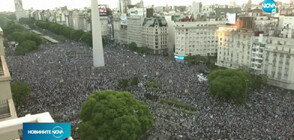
left=0, top=0, right=291, bottom=12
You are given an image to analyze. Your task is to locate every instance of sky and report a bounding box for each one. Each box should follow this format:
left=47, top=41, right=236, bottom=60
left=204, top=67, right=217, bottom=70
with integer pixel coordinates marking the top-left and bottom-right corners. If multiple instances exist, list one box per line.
left=0, top=0, right=291, bottom=12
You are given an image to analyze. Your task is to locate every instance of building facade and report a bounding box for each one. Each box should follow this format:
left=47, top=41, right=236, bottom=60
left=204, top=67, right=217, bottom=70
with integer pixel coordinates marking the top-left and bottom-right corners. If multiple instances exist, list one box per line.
left=175, top=21, right=225, bottom=57
left=113, top=15, right=128, bottom=44
left=278, top=16, right=294, bottom=30
left=251, top=34, right=267, bottom=74
left=142, top=17, right=168, bottom=54
left=216, top=26, right=254, bottom=70
left=0, top=28, right=18, bottom=140
left=14, top=0, right=27, bottom=21
left=216, top=25, right=294, bottom=90
left=119, top=0, right=132, bottom=14
left=127, top=17, right=144, bottom=47
left=262, top=28, right=294, bottom=90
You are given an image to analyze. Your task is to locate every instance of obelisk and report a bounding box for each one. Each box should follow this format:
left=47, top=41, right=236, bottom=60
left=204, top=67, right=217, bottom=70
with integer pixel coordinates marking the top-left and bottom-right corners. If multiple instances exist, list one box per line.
left=91, top=0, right=105, bottom=67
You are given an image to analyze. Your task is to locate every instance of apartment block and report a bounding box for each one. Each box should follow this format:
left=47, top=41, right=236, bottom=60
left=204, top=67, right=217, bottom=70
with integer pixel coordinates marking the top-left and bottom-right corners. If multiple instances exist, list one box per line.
left=262, top=28, right=294, bottom=90
left=175, top=21, right=225, bottom=57
left=142, top=17, right=168, bottom=54
left=114, top=16, right=128, bottom=44
left=216, top=26, right=253, bottom=70
left=216, top=25, right=294, bottom=90
left=0, top=28, right=18, bottom=140
left=127, top=16, right=144, bottom=47
left=251, top=34, right=267, bottom=74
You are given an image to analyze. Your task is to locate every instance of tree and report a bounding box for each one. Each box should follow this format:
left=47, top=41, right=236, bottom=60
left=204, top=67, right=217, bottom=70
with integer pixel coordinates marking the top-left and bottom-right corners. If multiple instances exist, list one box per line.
left=79, top=90, right=153, bottom=140
left=4, top=23, right=25, bottom=36
left=118, top=79, right=129, bottom=89
left=129, top=42, right=138, bottom=52
left=131, top=77, right=139, bottom=86
left=11, top=81, right=31, bottom=106
left=15, top=40, right=37, bottom=55
left=70, top=29, right=84, bottom=41
left=23, top=33, right=42, bottom=46
left=81, top=32, right=92, bottom=46
left=208, top=69, right=252, bottom=103
left=251, top=74, right=268, bottom=88
left=7, top=32, right=25, bottom=43
left=185, top=55, right=206, bottom=65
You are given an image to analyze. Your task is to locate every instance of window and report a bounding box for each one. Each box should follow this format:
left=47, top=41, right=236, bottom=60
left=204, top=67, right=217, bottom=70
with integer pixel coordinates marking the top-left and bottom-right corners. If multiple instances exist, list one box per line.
left=0, top=100, right=10, bottom=119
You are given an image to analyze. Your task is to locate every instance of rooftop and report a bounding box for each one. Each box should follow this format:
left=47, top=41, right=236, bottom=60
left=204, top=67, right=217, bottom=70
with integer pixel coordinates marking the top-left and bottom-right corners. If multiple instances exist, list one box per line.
left=142, top=17, right=167, bottom=27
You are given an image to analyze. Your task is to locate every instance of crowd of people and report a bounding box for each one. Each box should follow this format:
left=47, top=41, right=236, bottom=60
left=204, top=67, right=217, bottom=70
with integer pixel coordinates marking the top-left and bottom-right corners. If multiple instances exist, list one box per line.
left=5, top=41, right=294, bottom=139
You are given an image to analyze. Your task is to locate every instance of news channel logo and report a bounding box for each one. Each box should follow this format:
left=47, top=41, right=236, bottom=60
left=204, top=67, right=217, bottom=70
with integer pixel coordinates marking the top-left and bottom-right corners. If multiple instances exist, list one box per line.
left=23, top=123, right=71, bottom=140
left=262, top=0, right=276, bottom=13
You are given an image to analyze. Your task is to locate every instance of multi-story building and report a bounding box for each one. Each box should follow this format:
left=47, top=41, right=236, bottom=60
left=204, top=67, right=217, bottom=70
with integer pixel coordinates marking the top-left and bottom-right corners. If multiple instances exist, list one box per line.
left=119, top=0, right=132, bottom=14
left=262, top=28, right=294, bottom=90
left=142, top=17, right=168, bottom=54
left=191, top=2, right=202, bottom=19
left=0, top=28, right=18, bottom=140
left=113, top=15, right=128, bottom=44
left=251, top=34, right=267, bottom=74
left=216, top=24, right=294, bottom=90
left=175, top=21, right=225, bottom=57
left=71, top=10, right=109, bottom=35
left=127, top=16, right=144, bottom=47
left=72, top=10, right=85, bottom=31
left=278, top=16, right=294, bottom=30
left=14, top=0, right=27, bottom=21
left=216, top=26, right=254, bottom=70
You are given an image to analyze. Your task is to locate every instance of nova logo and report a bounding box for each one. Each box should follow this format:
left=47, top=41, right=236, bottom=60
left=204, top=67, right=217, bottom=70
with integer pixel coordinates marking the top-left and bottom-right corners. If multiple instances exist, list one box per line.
left=52, top=126, right=64, bottom=138
left=262, top=0, right=276, bottom=13
left=262, top=3, right=276, bottom=8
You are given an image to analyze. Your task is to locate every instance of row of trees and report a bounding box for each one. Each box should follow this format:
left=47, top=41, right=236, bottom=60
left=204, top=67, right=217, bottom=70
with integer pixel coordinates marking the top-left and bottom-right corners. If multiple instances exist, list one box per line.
left=0, top=16, right=42, bottom=55
left=129, top=42, right=153, bottom=55
left=184, top=54, right=218, bottom=71
left=36, top=20, right=86, bottom=41
left=20, top=18, right=111, bottom=47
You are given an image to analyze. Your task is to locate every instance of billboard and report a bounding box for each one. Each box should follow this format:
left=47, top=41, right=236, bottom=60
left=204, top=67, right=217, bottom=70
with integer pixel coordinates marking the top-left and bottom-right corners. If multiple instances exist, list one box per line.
left=98, top=5, right=107, bottom=16
left=130, top=8, right=144, bottom=16
left=226, top=13, right=236, bottom=24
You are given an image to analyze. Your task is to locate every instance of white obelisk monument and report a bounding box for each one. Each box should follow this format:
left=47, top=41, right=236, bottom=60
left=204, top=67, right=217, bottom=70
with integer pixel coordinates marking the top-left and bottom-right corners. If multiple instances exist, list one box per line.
left=91, top=0, right=105, bottom=67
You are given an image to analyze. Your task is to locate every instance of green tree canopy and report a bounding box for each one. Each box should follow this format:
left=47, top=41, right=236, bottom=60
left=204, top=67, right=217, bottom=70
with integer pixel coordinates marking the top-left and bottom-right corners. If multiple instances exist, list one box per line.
left=23, top=33, right=42, bottom=46
left=11, top=81, right=31, bottom=106
left=208, top=69, right=252, bottom=103
left=7, top=32, right=25, bottom=43
left=15, top=40, right=38, bottom=55
left=81, top=32, right=92, bottom=46
left=185, top=55, right=207, bottom=65
left=70, top=29, right=84, bottom=41
left=4, top=23, right=25, bottom=36
left=129, top=42, right=138, bottom=51
left=118, top=79, right=129, bottom=90
left=79, top=90, right=153, bottom=140
left=131, top=77, right=139, bottom=86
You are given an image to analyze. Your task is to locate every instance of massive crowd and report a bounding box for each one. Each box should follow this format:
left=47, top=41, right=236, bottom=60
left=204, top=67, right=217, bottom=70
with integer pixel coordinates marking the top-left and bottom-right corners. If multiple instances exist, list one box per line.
left=5, top=42, right=294, bottom=139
